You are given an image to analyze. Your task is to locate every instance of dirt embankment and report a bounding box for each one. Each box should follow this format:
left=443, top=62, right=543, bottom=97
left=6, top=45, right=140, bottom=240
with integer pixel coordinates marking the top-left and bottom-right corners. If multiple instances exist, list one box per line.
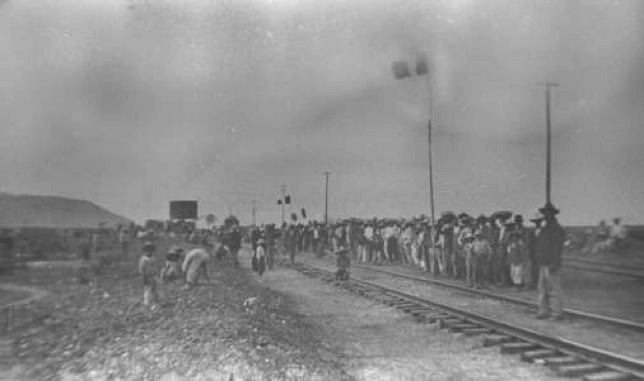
left=0, top=242, right=347, bottom=381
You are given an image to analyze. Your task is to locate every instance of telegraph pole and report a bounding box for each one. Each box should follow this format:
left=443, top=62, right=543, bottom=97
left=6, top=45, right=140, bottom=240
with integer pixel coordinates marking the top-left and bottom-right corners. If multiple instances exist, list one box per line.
left=541, top=82, right=559, bottom=204
left=323, top=171, right=331, bottom=225
left=280, top=185, right=286, bottom=225
left=252, top=200, right=256, bottom=226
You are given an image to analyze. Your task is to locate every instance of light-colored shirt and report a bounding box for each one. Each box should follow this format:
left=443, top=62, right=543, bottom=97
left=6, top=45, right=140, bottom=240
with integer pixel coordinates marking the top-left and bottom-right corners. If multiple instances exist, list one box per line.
left=182, top=248, right=210, bottom=273
left=364, top=227, right=374, bottom=241
left=139, top=255, right=155, bottom=285
left=255, top=245, right=266, bottom=259
left=610, top=223, right=626, bottom=240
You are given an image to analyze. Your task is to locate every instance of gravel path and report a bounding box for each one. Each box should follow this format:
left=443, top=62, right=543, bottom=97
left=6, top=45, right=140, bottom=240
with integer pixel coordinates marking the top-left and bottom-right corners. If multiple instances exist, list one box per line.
left=244, top=250, right=567, bottom=381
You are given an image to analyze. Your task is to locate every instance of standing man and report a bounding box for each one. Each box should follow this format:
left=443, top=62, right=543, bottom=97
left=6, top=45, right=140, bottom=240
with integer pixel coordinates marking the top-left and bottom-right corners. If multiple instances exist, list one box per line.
left=536, top=203, right=566, bottom=320
left=609, top=217, right=627, bottom=253
left=119, top=228, right=130, bottom=259
left=363, top=222, right=374, bottom=263
left=484, top=217, right=500, bottom=285
left=229, top=226, right=242, bottom=268
left=139, top=242, right=159, bottom=307
left=527, top=213, right=544, bottom=290
left=264, top=224, right=276, bottom=270
left=312, top=222, right=320, bottom=255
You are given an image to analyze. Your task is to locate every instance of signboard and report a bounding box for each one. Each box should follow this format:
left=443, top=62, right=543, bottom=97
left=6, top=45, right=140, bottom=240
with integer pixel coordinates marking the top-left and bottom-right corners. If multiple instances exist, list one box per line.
left=169, top=200, right=198, bottom=220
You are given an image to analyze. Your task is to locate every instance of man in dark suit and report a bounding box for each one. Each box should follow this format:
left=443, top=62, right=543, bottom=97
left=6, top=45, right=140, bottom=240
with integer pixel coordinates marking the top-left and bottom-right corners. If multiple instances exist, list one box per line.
left=536, top=203, right=566, bottom=321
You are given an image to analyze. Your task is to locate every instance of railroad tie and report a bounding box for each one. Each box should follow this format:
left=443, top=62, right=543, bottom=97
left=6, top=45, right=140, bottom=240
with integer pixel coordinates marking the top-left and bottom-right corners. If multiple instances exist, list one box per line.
left=544, top=356, right=586, bottom=368
left=447, top=323, right=480, bottom=333
left=520, top=349, right=561, bottom=363
left=555, top=363, right=604, bottom=378
left=500, top=342, right=539, bottom=354
left=582, top=370, right=635, bottom=381
left=385, top=299, right=408, bottom=307
left=398, top=304, right=423, bottom=312
left=408, top=309, right=434, bottom=318
left=482, top=334, right=514, bottom=347
left=461, top=327, right=493, bottom=337
left=418, top=313, right=451, bottom=324
left=438, top=318, right=465, bottom=329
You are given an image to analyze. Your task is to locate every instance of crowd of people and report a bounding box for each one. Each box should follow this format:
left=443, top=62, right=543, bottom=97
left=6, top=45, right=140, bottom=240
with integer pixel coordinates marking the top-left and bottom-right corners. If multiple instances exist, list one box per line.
left=246, top=202, right=567, bottom=320
left=129, top=202, right=631, bottom=319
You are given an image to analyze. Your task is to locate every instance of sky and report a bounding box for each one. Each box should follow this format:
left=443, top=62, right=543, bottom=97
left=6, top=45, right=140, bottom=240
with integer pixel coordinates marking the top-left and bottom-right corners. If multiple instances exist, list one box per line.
left=0, top=0, right=643, bottom=225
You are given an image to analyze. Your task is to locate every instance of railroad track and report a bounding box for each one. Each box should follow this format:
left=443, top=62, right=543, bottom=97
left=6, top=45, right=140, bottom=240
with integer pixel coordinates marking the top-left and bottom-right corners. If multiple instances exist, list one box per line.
left=565, top=258, right=644, bottom=280
left=345, top=262, right=644, bottom=333
left=288, top=262, right=644, bottom=381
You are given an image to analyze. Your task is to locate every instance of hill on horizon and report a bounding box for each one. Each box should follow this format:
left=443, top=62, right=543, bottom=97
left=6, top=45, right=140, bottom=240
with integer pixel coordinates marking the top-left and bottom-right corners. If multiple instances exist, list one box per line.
left=0, top=193, right=132, bottom=229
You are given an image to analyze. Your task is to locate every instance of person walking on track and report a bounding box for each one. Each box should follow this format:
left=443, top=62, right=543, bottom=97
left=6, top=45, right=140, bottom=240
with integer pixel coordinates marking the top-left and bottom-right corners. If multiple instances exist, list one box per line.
left=536, top=203, right=566, bottom=321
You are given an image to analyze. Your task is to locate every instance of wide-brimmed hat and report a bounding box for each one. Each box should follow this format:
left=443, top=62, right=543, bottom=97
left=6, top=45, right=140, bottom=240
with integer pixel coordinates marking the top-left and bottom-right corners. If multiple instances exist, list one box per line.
left=476, top=215, right=488, bottom=223
left=167, top=245, right=183, bottom=254
left=514, top=215, right=524, bottom=223
left=529, top=213, right=544, bottom=222
left=490, top=210, right=513, bottom=221
left=539, top=202, right=560, bottom=216
left=142, top=241, right=156, bottom=252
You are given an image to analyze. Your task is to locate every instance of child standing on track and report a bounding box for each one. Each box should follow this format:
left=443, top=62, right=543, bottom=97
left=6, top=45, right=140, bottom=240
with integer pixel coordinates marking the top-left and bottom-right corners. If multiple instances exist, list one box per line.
left=335, top=245, right=351, bottom=281
left=139, top=241, right=159, bottom=307
left=472, top=231, right=493, bottom=289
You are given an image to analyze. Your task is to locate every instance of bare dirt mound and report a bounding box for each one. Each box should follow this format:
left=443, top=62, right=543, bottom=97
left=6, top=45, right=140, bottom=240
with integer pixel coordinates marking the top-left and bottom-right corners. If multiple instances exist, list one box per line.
left=0, top=193, right=131, bottom=229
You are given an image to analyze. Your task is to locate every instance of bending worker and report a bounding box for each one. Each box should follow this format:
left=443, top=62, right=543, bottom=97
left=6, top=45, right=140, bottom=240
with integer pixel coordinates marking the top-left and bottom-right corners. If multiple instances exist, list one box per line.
left=182, top=242, right=214, bottom=289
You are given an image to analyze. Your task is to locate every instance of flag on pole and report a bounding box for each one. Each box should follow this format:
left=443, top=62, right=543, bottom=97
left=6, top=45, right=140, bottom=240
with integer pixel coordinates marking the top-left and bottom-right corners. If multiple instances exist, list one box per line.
left=416, top=53, right=428, bottom=76
left=392, top=60, right=411, bottom=79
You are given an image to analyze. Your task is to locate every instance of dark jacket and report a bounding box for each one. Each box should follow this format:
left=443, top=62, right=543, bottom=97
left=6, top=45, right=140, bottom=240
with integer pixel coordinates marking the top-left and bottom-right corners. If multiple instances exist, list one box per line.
left=536, top=219, right=566, bottom=270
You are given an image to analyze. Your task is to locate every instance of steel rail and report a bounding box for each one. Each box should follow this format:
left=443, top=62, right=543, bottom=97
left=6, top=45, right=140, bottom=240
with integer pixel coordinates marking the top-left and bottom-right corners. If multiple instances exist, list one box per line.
left=292, top=262, right=644, bottom=380
left=348, top=262, right=644, bottom=333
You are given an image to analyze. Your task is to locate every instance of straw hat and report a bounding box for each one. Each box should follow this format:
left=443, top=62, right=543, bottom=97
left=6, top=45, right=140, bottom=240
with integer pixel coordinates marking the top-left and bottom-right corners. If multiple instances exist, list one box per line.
left=142, top=241, right=156, bottom=252
left=539, top=202, right=560, bottom=216
left=529, top=213, right=544, bottom=222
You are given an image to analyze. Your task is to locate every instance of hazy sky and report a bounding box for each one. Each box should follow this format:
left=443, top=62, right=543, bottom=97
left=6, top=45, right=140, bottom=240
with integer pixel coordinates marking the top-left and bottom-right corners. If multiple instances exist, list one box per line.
left=1, top=0, right=643, bottom=225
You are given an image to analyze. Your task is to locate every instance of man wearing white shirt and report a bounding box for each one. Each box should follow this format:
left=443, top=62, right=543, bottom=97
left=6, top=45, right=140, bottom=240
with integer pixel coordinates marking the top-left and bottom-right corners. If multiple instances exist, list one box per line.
left=363, top=224, right=374, bottom=263
left=182, top=243, right=214, bottom=289
left=610, top=218, right=627, bottom=252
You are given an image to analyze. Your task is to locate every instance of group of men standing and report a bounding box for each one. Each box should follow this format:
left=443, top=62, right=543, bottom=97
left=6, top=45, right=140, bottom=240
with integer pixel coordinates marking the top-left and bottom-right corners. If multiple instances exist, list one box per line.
left=267, top=202, right=566, bottom=321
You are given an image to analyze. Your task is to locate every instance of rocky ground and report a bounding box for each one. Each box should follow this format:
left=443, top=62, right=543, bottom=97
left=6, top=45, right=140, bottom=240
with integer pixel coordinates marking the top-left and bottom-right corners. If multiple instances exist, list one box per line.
left=0, top=241, right=575, bottom=381
left=0, top=241, right=347, bottom=381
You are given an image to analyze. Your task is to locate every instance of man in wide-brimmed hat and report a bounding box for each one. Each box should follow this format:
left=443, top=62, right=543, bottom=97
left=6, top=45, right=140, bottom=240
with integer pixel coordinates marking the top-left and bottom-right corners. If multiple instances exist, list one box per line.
left=526, top=213, right=544, bottom=290
left=535, top=202, right=566, bottom=320
left=496, top=215, right=515, bottom=287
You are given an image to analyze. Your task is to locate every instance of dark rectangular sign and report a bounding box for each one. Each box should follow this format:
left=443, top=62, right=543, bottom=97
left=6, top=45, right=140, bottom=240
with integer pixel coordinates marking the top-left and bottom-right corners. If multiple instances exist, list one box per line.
left=170, top=200, right=198, bottom=220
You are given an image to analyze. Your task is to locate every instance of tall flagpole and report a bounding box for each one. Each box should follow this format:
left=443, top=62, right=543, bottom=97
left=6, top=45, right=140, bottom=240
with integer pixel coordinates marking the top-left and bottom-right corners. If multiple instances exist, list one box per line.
left=427, top=76, right=436, bottom=275
left=541, top=81, right=559, bottom=205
